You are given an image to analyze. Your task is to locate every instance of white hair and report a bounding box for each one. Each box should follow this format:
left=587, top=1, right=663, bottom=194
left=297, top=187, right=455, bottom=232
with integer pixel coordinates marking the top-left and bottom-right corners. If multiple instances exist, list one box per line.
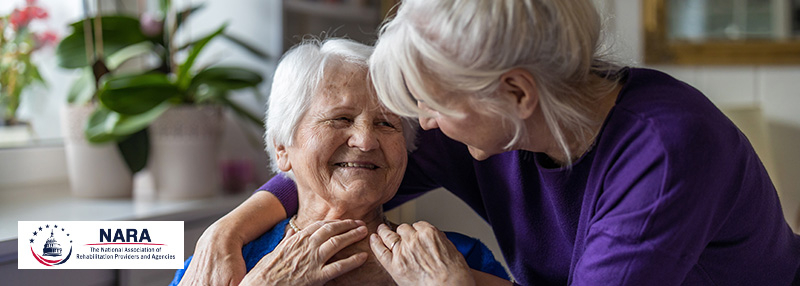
left=265, top=38, right=418, bottom=179
left=370, top=0, right=621, bottom=165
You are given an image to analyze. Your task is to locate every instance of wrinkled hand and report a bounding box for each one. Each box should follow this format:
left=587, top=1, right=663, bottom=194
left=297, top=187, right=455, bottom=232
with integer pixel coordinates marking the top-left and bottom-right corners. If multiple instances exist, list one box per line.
left=179, top=225, right=247, bottom=286
left=240, top=220, right=369, bottom=286
left=369, top=221, right=475, bottom=286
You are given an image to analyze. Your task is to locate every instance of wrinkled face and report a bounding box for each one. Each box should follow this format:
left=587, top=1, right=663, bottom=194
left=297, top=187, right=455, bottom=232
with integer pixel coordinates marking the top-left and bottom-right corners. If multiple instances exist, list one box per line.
left=277, top=65, right=407, bottom=209
left=416, top=92, right=515, bottom=161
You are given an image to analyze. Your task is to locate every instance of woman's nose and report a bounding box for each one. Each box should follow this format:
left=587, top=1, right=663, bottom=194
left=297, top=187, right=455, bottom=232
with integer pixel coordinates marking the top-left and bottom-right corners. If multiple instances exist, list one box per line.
left=417, top=100, right=439, bottom=130
left=348, top=125, right=380, bottom=151
left=418, top=115, right=439, bottom=130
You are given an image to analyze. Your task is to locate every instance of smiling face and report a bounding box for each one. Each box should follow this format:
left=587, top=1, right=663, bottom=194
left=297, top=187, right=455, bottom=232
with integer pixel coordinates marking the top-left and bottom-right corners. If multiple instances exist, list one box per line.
left=276, top=64, right=407, bottom=212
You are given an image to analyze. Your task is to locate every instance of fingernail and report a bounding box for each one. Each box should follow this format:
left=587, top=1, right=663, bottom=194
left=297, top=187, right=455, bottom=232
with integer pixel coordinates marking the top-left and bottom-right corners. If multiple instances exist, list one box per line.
left=357, top=226, right=367, bottom=233
left=370, top=233, right=378, bottom=241
left=355, top=220, right=366, bottom=226
left=377, top=224, right=387, bottom=231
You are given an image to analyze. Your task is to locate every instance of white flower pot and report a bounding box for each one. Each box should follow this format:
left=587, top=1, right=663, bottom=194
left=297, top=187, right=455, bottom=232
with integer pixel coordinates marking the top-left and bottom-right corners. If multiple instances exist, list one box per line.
left=0, top=123, right=34, bottom=147
left=61, top=105, right=133, bottom=198
left=149, top=105, right=223, bottom=200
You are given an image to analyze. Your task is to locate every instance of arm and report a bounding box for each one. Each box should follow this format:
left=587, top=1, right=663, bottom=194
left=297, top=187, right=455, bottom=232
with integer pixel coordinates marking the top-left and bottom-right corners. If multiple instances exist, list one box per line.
left=571, top=117, right=755, bottom=285
left=471, top=270, right=513, bottom=286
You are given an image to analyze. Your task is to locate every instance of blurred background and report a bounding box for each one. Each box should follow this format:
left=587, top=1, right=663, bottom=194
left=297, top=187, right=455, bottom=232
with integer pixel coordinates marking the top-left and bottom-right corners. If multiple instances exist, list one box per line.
left=0, top=0, right=799, bottom=284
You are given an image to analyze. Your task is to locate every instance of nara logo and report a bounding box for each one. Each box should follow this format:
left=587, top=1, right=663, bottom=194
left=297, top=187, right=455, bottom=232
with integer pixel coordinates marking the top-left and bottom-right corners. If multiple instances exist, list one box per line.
left=28, top=223, right=72, bottom=266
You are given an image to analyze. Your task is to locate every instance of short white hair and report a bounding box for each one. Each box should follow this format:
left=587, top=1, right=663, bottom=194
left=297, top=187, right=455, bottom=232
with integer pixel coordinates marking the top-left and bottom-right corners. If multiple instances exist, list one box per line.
left=265, top=38, right=418, bottom=179
left=370, top=0, right=620, bottom=165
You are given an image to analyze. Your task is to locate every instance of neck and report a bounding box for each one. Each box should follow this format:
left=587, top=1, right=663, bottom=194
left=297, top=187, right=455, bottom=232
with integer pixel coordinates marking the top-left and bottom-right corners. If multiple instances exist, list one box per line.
left=292, top=193, right=397, bottom=285
left=294, top=205, right=388, bottom=233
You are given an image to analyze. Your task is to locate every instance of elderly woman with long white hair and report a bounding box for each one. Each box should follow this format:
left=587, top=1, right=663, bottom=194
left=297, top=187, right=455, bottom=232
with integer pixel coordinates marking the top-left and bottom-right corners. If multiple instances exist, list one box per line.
left=171, top=38, right=509, bottom=286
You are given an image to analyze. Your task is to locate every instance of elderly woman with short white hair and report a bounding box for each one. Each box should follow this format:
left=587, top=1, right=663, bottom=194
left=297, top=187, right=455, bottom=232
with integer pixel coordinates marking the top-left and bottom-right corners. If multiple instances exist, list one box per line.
left=171, top=38, right=509, bottom=286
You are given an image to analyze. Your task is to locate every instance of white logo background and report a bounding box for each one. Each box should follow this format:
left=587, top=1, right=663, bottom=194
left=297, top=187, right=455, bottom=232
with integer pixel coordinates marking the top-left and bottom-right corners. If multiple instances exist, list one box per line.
left=19, top=221, right=184, bottom=269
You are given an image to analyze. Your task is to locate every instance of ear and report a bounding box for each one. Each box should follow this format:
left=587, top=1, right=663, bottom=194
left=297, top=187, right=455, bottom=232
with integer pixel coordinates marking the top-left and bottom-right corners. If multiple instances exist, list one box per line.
left=499, top=68, right=539, bottom=119
left=275, top=143, right=292, bottom=172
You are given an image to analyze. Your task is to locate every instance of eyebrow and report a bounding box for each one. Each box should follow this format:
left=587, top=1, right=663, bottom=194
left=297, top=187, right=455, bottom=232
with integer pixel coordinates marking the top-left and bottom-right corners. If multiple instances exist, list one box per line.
left=321, top=105, right=358, bottom=114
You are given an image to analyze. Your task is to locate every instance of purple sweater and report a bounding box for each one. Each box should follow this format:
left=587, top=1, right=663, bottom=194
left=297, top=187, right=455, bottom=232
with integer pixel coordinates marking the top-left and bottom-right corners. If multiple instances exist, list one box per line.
left=260, top=68, right=800, bottom=285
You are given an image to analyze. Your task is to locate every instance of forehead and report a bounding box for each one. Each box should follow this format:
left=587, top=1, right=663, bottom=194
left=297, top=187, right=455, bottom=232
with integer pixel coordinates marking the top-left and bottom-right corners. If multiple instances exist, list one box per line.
left=310, top=64, right=391, bottom=114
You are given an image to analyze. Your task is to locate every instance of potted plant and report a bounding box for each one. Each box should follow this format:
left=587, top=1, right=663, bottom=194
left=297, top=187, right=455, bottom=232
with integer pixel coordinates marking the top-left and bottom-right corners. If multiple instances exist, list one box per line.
left=56, top=1, right=267, bottom=199
left=0, top=0, right=57, bottom=145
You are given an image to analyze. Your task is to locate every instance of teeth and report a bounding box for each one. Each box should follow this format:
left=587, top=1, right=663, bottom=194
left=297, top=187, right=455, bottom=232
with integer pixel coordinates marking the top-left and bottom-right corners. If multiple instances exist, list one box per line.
left=336, top=162, right=378, bottom=169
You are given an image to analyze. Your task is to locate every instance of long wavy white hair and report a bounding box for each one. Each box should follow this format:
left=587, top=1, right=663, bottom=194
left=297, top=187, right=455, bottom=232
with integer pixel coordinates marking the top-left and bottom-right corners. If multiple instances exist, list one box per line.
left=370, top=0, right=621, bottom=165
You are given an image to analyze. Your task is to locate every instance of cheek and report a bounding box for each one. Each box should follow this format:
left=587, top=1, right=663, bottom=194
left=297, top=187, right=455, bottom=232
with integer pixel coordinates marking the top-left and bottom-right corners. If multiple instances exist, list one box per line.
left=436, top=118, right=472, bottom=143
left=385, top=139, right=408, bottom=176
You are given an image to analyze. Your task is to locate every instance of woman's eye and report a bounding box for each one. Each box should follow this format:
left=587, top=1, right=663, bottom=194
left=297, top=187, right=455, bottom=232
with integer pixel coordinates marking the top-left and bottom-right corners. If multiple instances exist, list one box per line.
left=378, top=121, right=395, bottom=128
left=327, top=117, right=352, bottom=127
left=335, top=117, right=350, bottom=121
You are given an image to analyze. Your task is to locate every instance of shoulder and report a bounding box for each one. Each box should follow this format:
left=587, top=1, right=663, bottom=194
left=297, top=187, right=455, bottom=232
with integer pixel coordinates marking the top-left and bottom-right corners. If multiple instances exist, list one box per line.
left=602, top=68, right=745, bottom=166
left=242, top=218, right=291, bottom=271
left=443, top=232, right=510, bottom=280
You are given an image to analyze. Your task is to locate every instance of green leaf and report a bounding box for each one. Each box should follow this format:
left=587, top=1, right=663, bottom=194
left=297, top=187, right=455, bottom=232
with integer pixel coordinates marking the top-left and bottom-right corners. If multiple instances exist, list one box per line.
left=159, top=0, right=170, bottom=16
left=67, top=68, right=95, bottom=104
left=56, top=16, right=149, bottom=69
left=176, top=4, right=205, bottom=30
left=116, top=128, right=149, bottom=173
left=188, top=67, right=263, bottom=94
left=221, top=33, right=270, bottom=60
left=86, top=102, right=170, bottom=143
left=105, top=41, right=156, bottom=70
left=85, top=106, right=122, bottom=143
left=176, top=25, right=226, bottom=89
left=113, top=102, right=171, bottom=136
left=28, top=65, right=45, bottom=85
left=98, top=73, right=180, bottom=115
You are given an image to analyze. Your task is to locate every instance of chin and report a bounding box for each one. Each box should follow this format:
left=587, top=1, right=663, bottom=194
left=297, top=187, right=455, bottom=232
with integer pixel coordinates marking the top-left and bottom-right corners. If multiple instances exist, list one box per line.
left=468, top=146, right=493, bottom=161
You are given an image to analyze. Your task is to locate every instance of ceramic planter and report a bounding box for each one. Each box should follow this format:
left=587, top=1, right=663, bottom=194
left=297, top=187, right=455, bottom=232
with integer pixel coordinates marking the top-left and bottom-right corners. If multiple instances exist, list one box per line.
left=61, top=104, right=133, bottom=198
left=0, top=123, right=34, bottom=147
left=149, top=105, right=223, bottom=200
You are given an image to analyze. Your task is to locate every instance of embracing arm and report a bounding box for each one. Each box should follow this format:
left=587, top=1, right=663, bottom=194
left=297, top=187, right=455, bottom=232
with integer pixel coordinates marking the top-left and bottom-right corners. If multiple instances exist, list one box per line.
left=179, top=177, right=296, bottom=286
left=471, top=270, right=514, bottom=286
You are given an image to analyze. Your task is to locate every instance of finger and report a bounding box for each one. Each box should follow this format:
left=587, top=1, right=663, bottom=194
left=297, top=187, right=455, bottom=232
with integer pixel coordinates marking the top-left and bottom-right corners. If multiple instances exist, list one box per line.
left=319, top=252, right=368, bottom=282
left=395, top=223, right=416, bottom=239
left=369, top=233, right=393, bottom=267
left=412, top=221, right=441, bottom=238
left=284, top=227, right=296, bottom=238
left=319, top=225, right=368, bottom=258
left=378, top=224, right=403, bottom=248
left=411, top=220, right=435, bottom=231
left=309, top=220, right=363, bottom=244
left=300, top=220, right=326, bottom=235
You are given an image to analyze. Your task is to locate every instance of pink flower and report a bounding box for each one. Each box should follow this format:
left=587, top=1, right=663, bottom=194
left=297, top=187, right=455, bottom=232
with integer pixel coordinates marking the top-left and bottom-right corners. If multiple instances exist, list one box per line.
left=34, top=30, right=58, bottom=49
left=26, top=6, right=48, bottom=20
left=139, top=13, right=163, bottom=37
left=9, top=8, right=28, bottom=30
left=8, top=2, right=48, bottom=30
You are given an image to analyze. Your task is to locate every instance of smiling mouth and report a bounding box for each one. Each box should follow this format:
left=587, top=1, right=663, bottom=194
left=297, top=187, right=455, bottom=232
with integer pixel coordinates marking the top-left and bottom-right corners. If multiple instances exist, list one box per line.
left=335, top=162, right=379, bottom=170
